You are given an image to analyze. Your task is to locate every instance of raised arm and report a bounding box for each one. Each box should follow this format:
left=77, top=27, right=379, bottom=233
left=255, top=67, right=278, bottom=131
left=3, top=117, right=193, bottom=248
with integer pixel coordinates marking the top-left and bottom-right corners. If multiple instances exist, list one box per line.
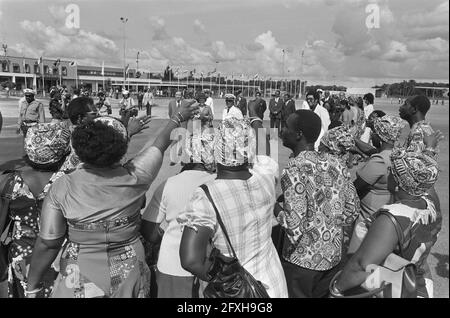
left=126, top=100, right=198, bottom=184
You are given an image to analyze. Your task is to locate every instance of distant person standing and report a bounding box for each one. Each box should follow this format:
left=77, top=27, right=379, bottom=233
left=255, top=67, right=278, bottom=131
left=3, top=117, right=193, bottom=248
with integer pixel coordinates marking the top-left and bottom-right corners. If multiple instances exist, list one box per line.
left=251, top=91, right=267, bottom=120
left=204, top=90, right=215, bottom=118
left=137, top=90, right=144, bottom=111
left=168, top=91, right=188, bottom=128
left=143, top=88, right=155, bottom=117
left=119, top=90, right=137, bottom=127
left=282, top=93, right=296, bottom=128
left=340, top=99, right=353, bottom=127
left=17, top=89, right=45, bottom=136
left=305, top=90, right=330, bottom=150
left=269, top=90, right=285, bottom=135
left=96, top=91, right=112, bottom=115
left=235, top=90, right=247, bottom=117
left=222, top=94, right=243, bottom=120
left=359, top=93, right=375, bottom=143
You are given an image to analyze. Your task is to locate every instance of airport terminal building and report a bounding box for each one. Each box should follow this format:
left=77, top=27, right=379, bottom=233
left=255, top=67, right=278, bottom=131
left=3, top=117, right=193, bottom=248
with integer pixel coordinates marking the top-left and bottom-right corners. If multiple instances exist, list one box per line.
left=0, top=55, right=289, bottom=97
left=0, top=55, right=166, bottom=94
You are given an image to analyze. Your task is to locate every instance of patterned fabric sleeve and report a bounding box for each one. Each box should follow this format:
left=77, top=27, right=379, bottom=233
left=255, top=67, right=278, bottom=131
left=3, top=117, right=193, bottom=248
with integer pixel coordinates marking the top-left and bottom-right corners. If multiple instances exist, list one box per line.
left=341, top=181, right=360, bottom=226
left=177, top=187, right=216, bottom=233
left=277, top=166, right=306, bottom=244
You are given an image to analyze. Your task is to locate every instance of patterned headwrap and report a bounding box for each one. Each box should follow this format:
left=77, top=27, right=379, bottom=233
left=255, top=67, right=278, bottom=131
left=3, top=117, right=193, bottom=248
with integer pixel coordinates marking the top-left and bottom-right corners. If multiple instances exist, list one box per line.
left=373, top=115, right=405, bottom=144
left=390, top=148, right=439, bottom=197
left=93, top=116, right=128, bottom=140
left=185, top=130, right=216, bottom=171
left=24, top=122, right=71, bottom=165
left=214, top=118, right=256, bottom=167
left=320, top=126, right=355, bottom=155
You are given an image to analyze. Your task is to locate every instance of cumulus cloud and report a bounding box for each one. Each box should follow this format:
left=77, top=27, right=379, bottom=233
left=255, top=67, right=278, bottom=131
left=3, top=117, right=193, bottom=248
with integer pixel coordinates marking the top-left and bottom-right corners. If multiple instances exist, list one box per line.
left=16, top=20, right=120, bottom=65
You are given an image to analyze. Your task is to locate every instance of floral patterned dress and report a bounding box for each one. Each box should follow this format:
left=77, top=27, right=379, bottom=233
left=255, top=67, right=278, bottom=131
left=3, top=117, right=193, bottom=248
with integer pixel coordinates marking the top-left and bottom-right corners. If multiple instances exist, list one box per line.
left=6, top=171, right=63, bottom=298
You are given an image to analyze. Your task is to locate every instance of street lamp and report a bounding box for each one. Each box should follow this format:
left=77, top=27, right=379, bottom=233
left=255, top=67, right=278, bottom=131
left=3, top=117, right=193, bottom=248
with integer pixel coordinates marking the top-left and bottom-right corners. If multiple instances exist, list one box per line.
left=120, top=17, right=128, bottom=89
left=136, top=51, right=140, bottom=73
left=281, top=49, right=285, bottom=91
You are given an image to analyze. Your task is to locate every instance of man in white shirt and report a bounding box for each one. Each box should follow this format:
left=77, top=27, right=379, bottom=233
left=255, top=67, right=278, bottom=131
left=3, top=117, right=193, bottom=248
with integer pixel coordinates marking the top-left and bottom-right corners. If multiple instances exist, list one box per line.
left=143, top=88, right=155, bottom=117
left=204, top=90, right=214, bottom=117
left=305, top=90, right=330, bottom=150
left=222, top=94, right=243, bottom=120
left=360, top=93, right=375, bottom=143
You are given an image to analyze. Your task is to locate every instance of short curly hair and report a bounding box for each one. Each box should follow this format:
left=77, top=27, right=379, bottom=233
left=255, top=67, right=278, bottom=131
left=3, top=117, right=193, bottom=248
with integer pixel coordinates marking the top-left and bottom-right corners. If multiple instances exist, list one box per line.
left=72, top=121, right=128, bottom=167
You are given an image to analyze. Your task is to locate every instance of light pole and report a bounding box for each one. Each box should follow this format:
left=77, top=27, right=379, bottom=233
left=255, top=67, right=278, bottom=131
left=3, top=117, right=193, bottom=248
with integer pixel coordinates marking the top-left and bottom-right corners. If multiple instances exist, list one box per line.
left=281, top=49, right=285, bottom=91
left=120, top=17, right=128, bottom=90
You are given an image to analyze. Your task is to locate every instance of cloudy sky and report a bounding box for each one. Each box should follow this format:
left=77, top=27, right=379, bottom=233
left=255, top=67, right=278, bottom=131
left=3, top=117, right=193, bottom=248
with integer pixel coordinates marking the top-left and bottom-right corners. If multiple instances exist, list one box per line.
left=0, top=0, right=448, bottom=87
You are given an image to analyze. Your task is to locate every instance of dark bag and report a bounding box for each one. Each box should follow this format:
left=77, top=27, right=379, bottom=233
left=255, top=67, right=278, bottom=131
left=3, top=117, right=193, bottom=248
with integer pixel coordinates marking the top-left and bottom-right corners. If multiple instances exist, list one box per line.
left=0, top=171, right=17, bottom=282
left=199, top=185, right=270, bottom=298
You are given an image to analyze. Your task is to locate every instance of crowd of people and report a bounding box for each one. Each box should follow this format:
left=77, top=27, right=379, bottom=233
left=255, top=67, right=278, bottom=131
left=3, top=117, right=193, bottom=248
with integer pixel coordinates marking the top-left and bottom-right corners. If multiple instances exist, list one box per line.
left=0, top=85, right=444, bottom=298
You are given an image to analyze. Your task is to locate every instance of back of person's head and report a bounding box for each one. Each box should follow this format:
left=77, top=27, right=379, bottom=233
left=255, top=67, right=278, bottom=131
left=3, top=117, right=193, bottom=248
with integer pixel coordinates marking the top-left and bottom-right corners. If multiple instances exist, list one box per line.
left=24, top=122, right=71, bottom=172
left=306, top=90, right=320, bottom=101
left=68, top=97, right=95, bottom=125
left=292, top=110, right=322, bottom=144
left=196, top=92, right=207, bottom=102
left=408, top=95, right=431, bottom=115
left=356, top=97, right=364, bottom=109
left=73, top=88, right=81, bottom=95
left=49, top=98, right=65, bottom=120
left=72, top=118, right=128, bottom=168
left=363, top=93, right=374, bottom=104
left=340, top=99, right=349, bottom=109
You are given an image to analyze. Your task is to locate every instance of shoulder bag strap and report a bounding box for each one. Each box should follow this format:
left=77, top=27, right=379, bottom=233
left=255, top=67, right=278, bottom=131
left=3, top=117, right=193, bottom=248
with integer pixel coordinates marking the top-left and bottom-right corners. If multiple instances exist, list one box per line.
left=200, top=184, right=238, bottom=260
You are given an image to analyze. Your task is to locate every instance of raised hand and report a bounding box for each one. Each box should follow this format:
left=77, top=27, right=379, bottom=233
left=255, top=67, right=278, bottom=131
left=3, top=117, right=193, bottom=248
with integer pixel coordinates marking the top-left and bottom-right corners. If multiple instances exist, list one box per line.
left=424, top=130, right=444, bottom=149
left=176, top=99, right=199, bottom=121
left=127, top=115, right=152, bottom=137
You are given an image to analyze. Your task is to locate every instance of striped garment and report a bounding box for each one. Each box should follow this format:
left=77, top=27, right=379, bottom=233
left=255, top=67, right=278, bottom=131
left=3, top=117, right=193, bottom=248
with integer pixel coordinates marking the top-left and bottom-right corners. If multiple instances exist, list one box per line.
left=178, top=156, right=288, bottom=298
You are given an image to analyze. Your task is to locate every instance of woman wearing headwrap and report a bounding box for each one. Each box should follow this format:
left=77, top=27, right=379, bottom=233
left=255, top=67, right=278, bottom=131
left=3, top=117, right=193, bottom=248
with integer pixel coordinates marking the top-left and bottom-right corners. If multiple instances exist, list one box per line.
left=333, top=149, right=441, bottom=298
left=319, top=125, right=355, bottom=168
left=193, top=92, right=213, bottom=128
left=178, top=118, right=288, bottom=298
left=2, top=122, right=71, bottom=298
left=348, top=115, right=406, bottom=253
left=25, top=102, right=198, bottom=298
left=141, top=130, right=216, bottom=298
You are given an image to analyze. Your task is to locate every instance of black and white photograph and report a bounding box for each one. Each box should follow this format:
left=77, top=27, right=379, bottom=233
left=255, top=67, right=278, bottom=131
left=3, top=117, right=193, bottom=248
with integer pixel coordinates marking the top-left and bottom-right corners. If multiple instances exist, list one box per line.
left=0, top=0, right=448, bottom=302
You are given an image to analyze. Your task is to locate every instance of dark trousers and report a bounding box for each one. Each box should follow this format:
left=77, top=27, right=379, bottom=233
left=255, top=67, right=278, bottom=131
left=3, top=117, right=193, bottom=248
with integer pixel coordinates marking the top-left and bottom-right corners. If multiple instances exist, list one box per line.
left=282, top=260, right=342, bottom=298
left=146, top=103, right=152, bottom=117
left=270, top=115, right=281, bottom=135
left=138, top=100, right=143, bottom=110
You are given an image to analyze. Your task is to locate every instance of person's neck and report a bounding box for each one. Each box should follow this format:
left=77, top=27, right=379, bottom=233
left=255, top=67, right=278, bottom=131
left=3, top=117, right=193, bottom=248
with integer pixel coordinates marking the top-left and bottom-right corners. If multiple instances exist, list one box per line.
left=217, top=166, right=252, bottom=180
left=292, top=142, right=315, bottom=157
left=310, top=103, right=317, bottom=111
left=407, top=114, right=425, bottom=128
